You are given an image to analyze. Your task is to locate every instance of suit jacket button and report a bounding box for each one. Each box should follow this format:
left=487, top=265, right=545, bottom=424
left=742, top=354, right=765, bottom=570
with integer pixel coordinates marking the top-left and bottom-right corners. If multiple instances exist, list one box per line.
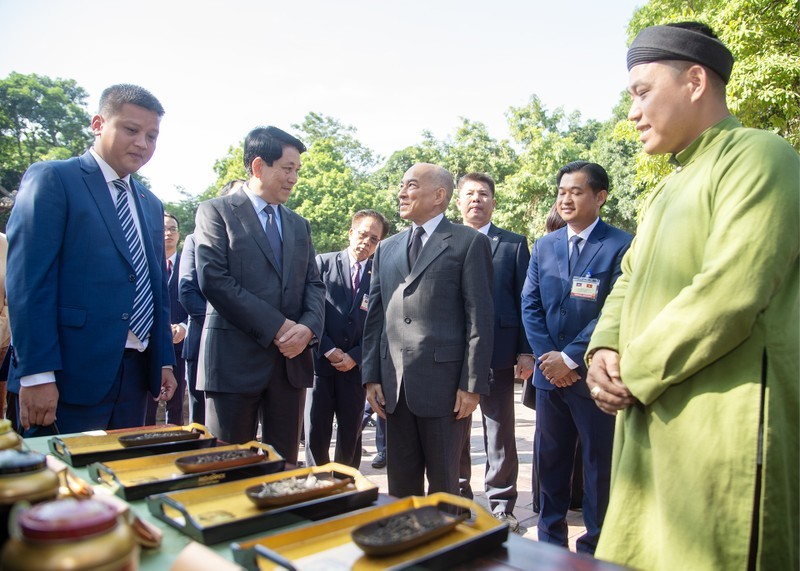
left=129, top=274, right=136, bottom=282
left=122, top=313, right=130, bottom=321
left=558, top=334, right=565, bottom=340
left=560, top=308, right=567, bottom=315
left=404, top=317, right=411, bottom=324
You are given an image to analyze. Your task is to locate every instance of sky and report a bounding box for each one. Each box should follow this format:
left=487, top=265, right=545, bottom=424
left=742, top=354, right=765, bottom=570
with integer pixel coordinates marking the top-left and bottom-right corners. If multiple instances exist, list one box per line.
left=0, top=0, right=643, bottom=202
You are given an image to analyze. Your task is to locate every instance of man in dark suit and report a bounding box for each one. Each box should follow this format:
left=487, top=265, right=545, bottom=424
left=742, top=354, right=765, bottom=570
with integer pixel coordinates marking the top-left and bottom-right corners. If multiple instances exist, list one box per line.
left=6, top=84, right=177, bottom=434
left=178, top=180, right=244, bottom=425
left=362, top=162, right=494, bottom=497
left=521, top=161, right=632, bottom=554
left=146, top=212, right=189, bottom=425
left=455, top=173, right=535, bottom=533
left=194, top=126, right=325, bottom=464
left=305, top=209, right=389, bottom=469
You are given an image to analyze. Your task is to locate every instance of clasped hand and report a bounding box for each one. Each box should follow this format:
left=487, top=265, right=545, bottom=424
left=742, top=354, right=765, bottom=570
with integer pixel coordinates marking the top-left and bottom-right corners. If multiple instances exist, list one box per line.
left=274, top=320, right=312, bottom=359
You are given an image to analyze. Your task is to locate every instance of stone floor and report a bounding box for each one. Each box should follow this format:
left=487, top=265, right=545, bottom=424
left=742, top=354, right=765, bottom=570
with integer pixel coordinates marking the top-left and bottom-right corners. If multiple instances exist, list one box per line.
left=316, top=381, right=588, bottom=552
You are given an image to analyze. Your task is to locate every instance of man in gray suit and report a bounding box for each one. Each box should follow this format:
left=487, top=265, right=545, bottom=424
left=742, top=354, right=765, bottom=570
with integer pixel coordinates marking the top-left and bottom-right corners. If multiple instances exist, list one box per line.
left=194, top=126, right=325, bottom=464
left=362, top=163, right=494, bottom=497
left=456, top=173, right=535, bottom=532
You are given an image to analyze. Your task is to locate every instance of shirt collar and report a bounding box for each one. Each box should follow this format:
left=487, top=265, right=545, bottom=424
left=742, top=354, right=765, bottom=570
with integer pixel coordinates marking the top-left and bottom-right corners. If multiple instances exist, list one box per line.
left=475, top=222, right=492, bottom=235
left=412, top=213, right=444, bottom=237
left=567, top=217, right=600, bottom=242
left=90, top=148, right=130, bottom=185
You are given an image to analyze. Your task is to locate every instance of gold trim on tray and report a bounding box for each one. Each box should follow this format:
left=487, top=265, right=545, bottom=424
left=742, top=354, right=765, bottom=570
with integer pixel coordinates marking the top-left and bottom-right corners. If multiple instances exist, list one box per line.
left=48, top=424, right=216, bottom=467
left=87, top=441, right=284, bottom=501
left=231, top=492, right=508, bottom=571
left=146, top=463, right=379, bottom=545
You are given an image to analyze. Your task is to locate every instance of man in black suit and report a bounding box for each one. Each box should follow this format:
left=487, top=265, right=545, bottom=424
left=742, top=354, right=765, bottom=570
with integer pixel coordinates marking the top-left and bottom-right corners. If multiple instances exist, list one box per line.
left=305, top=209, right=389, bottom=468
left=194, top=127, right=325, bottom=463
left=178, top=180, right=244, bottom=425
left=362, top=163, right=494, bottom=497
left=456, top=173, right=535, bottom=533
left=146, top=212, right=189, bottom=425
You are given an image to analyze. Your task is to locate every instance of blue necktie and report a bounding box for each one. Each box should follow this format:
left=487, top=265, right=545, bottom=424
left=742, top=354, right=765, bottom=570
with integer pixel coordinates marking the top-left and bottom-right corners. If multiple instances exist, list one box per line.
left=264, top=205, right=283, bottom=271
left=569, top=235, right=583, bottom=274
left=113, top=179, right=154, bottom=341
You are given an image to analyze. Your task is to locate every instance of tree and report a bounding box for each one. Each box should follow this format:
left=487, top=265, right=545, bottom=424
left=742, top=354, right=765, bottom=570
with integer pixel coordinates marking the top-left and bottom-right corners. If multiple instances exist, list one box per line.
left=292, top=114, right=393, bottom=252
left=0, top=72, right=92, bottom=193
left=496, top=96, right=589, bottom=239
left=627, top=0, right=800, bottom=149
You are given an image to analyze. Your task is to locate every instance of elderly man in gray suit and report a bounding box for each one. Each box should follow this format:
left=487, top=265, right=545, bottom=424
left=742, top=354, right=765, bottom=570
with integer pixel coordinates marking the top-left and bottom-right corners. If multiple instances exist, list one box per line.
left=194, top=126, right=325, bottom=464
left=362, top=163, right=494, bottom=497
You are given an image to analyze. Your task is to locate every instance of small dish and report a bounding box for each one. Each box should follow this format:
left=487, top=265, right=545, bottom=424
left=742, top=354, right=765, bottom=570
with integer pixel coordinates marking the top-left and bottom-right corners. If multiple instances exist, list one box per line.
left=118, top=430, right=201, bottom=448
left=351, top=506, right=469, bottom=556
left=174, top=449, right=264, bottom=474
left=244, top=472, right=353, bottom=508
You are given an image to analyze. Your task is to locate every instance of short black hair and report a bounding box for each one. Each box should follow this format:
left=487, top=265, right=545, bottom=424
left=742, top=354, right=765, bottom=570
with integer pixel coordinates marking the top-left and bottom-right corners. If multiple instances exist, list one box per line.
left=457, top=172, right=496, bottom=197
left=556, top=161, right=609, bottom=194
left=164, top=212, right=179, bottom=229
left=352, top=209, right=390, bottom=239
left=243, top=126, right=307, bottom=176
left=98, top=84, right=164, bottom=117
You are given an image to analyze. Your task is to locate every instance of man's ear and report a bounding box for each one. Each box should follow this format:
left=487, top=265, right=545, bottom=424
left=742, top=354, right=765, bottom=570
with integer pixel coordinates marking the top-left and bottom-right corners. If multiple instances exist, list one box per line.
left=686, top=64, right=708, bottom=102
left=90, top=114, right=104, bottom=136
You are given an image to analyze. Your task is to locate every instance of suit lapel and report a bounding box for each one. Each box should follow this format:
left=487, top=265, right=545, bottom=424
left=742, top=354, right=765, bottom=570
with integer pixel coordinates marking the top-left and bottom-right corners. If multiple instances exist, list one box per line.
left=571, top=220, right=606, bottom=279
left=333, top=251, right=354, bottom=312
left=278, top=205, right=296, bottom=283
left=389, top=228, right=413, bottom=277
left=407, top=220, right=450, bottom=283
left=230, top=189, right=279, bottom=273
left=80, top=152, right=134, bottom=269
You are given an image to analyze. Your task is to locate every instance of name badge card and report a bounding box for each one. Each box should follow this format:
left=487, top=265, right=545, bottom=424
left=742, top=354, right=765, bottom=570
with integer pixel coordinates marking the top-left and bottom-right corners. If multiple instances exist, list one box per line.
left=360, top=294, right=369, bottom=311
left=571, top=277, right=600, bottom=301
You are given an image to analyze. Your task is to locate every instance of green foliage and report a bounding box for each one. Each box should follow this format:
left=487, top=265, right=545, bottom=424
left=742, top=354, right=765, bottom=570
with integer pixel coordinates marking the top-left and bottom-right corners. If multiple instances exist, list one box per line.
left=0, top=72, right=92, bottom=192
left=628, top=0, right=800, bottom=149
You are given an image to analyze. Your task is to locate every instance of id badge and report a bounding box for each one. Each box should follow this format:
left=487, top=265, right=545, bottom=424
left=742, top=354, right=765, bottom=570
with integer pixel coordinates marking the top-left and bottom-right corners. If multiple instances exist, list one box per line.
left=360, top=293, right=369, bottom=311
left=571, top=277, right=600, bottom=301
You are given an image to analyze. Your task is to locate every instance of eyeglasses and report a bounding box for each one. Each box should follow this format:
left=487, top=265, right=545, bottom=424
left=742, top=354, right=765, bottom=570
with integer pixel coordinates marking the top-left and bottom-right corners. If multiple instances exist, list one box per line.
left=164, top=227, right=179, bottom=234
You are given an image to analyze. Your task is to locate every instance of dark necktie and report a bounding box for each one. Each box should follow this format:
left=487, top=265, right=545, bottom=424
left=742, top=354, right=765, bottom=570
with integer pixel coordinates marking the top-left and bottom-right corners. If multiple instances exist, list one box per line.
left=352, top=261, right=361, bottom=300
left=569, top=235, right=584, bottom=274
left=408, top=226, right=425, bottom=268
left=166, top=259, right=173, bottom=280
left=264, top=205, right=283, bottom=271
left=113, top=179, right=154, bottom=341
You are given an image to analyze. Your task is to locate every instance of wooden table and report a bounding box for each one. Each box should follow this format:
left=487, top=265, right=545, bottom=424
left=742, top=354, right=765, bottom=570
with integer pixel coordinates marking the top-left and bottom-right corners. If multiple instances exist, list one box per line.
left=21, top=435, right=627, bottom=570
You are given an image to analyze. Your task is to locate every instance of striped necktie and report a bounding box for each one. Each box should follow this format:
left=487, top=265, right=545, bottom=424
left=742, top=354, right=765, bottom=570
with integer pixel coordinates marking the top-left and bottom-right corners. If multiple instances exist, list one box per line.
left=113, top=179, right=154, bottom=341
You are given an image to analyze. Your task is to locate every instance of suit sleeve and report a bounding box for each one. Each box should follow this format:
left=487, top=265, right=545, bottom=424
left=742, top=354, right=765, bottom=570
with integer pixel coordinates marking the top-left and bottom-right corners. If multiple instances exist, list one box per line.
left=316, top=254, right=336, bottom=356
left=296, top=219, right=325, bottom=341
left=461, top=232, right=494, bottom=394
left=6, top=162, right=68, bottom=376
left=514, top=237, right=533, bottom=355
left=521, top=238, right=555, bottom=360
left=178, top=234, right=206, bottom=320
left=194, top=200, right=287, bottom=348
left=361, top=243, right=385, bottom=385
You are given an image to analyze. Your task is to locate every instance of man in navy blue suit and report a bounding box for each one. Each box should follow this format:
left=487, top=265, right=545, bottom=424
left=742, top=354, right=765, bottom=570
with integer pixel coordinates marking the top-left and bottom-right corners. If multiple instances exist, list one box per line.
left=146, top=212, right=189, bottom=425
left=305, top=209, right=389, bottom=468
left=456, top=173, right=535, bottom=533
left=6, top=84, right=177, bottom=434
left=521, top=161, right=632, bottom=554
